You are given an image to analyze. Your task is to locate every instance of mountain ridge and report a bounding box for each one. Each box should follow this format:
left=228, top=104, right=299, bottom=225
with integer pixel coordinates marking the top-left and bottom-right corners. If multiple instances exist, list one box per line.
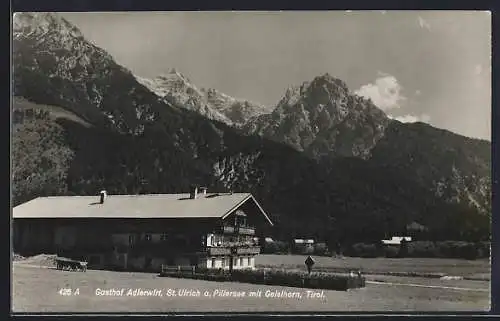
left=11, top=12, right=491, bottom=243
left=136, top=69, right=272, bottom=127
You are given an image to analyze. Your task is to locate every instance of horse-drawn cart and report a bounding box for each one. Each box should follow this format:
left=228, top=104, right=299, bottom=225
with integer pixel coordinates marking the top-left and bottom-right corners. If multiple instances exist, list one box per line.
left=55, top=257, right=87, bottom=272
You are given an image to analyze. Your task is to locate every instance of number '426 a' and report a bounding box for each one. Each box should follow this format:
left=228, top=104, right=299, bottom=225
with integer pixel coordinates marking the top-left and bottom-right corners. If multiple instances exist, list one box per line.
left=59, top=288, right=80, bottom=295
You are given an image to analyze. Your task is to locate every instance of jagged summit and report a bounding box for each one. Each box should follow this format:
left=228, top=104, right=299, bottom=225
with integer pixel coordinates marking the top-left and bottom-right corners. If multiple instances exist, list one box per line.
left=278, top=73, right=352, bottom=109
left=243, top=73, right=390, bottom=159
left=13, top=12, right=83, bottom=39
left=157, top=68, right=191, bottom=83
left=12, top=12, right=144, bottom=134
left=310, top=73, right=350, bottom=92
left=137, top=69, right=271, bottom=126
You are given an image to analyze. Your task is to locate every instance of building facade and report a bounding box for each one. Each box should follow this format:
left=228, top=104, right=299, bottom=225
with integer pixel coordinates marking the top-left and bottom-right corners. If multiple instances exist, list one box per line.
left=292, top=238, right=315, bottom=254
left=12, top=188, right=273, bottom=272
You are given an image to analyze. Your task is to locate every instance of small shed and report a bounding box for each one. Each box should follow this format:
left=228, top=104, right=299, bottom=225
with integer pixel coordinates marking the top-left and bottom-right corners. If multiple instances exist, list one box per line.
left=381, top=236, right=412, bottom=246
left=293, top=238, right=315, bottom=254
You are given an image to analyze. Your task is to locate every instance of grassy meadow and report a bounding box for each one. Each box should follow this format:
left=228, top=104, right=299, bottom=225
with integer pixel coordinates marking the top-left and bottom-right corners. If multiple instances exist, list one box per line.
left=12, top=256, right=490, bottom=313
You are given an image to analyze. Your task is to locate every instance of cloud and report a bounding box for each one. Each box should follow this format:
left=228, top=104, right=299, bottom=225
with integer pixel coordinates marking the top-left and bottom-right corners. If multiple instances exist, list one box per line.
left=415, top=89, right=421, bottom=96
left=389, top=113, right=431, bottom=123
left=418, top=16, right=431, bottom=30
left=354, top=72, right=406, bottom=111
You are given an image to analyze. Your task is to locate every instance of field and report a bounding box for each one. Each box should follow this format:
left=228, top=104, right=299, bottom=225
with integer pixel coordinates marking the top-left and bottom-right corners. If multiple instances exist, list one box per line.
left=12, top=254, right=490, bottom=313
left=13, top=96, right=92, bottom=127
left=256, top=254, right=491, bottom=280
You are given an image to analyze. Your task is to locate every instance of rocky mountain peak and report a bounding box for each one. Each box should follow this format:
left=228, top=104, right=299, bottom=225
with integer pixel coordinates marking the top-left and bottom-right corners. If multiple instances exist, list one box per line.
left=13, top=12, right=146, bottom=134
left=278, top=74, right=351, bottom=110
left=137, top=70, right=271, bottom=127
left=13, top=12, right=83, bottom=39
left=153, top=71, right=198, bottom=94
left=309, top=73, right=350, bottom=95
left=159, top=68, right=191, bottom=83
left=244, top=73, right=390, bottom=158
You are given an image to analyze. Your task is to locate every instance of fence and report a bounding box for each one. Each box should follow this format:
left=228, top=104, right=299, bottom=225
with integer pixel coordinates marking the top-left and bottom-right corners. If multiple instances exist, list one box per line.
left=161, top=265, right=196, bottom=274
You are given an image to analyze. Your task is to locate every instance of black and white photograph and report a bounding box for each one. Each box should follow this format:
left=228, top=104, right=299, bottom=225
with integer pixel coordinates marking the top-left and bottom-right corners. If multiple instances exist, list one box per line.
left=11, top=11, right=491, bottom=313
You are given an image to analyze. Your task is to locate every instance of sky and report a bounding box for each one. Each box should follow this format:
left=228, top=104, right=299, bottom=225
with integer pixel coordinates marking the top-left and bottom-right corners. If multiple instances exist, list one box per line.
left=61, top=11, right=491, bottom=140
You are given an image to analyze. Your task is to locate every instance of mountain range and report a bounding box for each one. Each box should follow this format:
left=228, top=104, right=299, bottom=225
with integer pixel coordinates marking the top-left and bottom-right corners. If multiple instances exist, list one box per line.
left=11, top=12, right=491, bottom=243
left=136, top=70, right=271, bottom=127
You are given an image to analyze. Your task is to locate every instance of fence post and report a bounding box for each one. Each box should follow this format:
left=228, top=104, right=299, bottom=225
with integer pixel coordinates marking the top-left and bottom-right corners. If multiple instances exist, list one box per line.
left=178, top=266, right=180, bottom=272
left=192, top=266, right=195, bottom=275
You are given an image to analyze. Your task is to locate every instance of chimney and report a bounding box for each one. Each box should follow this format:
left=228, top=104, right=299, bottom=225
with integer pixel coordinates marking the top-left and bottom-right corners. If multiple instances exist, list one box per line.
left=190, top=186, right=198, bottom=199
left=199, top=187, right=208, bottom=198
left=99, top=190, right=107, bottom=204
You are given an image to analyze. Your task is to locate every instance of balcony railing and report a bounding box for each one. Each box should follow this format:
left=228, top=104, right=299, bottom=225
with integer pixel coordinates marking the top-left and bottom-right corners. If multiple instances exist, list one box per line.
left=220, top=241, right=257, bottom=247
left=221, top=225, right=255, bottom=235
left=206, top=244, right=261, bottom=256
left=236, top=246, right=261, bottom=255
left=236, top=226, right=255, bottom=235
left=222, top=225, right=235, bottom=234
left=207, top=247, right=231, bottom=256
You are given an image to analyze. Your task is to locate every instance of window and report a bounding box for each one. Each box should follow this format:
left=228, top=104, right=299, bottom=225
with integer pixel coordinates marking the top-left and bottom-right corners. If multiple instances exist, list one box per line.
left=211, top=258, right=216, bottom=268
left=128, top=234, right=136, bottom=246
left=214, top=234, right=222, bottom=246
left=240, top=257, right=244, bottom=266
left=221, top=257, right=226, bottom=268
left=233, top=257, right=238, bottom=266
left=247, top=257, right=251, bottom=266
left=206, top=234, right=214, bottom=247
left=160, top=233, right=168, bottom=241
left=145, top=234, right=152, bottom=242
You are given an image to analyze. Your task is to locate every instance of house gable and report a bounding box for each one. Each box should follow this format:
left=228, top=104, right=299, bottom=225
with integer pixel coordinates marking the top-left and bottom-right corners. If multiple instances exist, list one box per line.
left=221, top=195, right=273, bottom=227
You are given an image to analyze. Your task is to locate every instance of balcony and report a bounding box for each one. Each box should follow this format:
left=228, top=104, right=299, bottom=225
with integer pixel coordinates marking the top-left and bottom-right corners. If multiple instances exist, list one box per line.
left=206, top=243, right=261, bottom=256
left=221, top=225, right=235, bottom=234
left=236, top=246, right=261, bottom=255
left=236, top=226, right=255, bottom=235
left=221, top=225, right=255, bottom=235
left=207, top=247, right=231, bottom=256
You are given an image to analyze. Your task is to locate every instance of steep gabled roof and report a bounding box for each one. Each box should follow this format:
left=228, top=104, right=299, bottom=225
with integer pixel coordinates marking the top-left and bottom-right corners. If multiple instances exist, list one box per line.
left=12, top=193, right=273, bottom=225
